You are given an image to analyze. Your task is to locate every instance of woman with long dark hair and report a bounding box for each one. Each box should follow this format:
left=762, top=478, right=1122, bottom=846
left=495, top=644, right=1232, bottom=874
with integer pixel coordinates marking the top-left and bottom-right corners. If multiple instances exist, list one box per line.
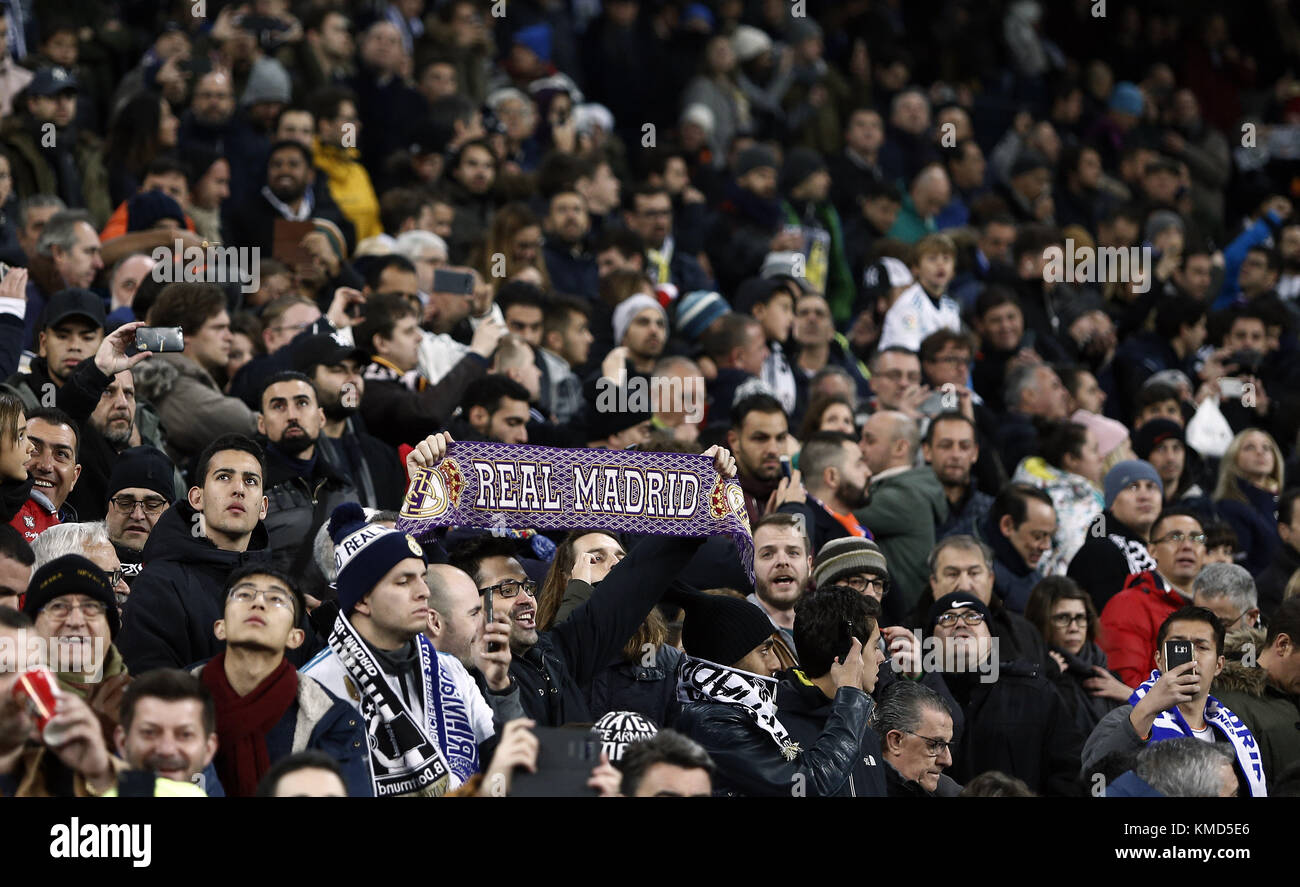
left=0, top=391, right=36, bottom=523
left=104, top=90, right=179, bottom=206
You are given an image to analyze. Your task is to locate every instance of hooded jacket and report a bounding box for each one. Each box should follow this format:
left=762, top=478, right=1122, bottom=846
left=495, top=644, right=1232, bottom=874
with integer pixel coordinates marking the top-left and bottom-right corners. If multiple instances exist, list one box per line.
left=131, top=352, right=259, bottom=465
left=1213, top=629, right=1300, bottom=791
left=116, top=499, right=320, bottom=672
left=677, top=675, right=885, bottom=797
left=261, top=442, right=358, bottom=575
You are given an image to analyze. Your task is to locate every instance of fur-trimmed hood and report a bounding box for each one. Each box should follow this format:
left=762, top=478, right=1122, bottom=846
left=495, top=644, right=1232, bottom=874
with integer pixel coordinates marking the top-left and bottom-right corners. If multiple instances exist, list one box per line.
left=1216, top=627, right=1269, bottom=697
left=131, top=351, right=187, bottom=406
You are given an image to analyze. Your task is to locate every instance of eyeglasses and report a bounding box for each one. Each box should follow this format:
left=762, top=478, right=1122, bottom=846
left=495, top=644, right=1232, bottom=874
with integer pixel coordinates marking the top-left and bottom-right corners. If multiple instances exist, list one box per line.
left=1153, top=532, right=1207, bottom=547
left=842, top=574, right=889, bottom=596
left=110, top=495, right=168, bottom=515
left=228, top=586, right=295, bottom=610
left=481, top=579, right=537, bottom=599
left=901, top=731, right=953, bottom=757
left=40, top=599, right=108, bottom=620
left=1050, top=612, right=1089, bottom=628
left=934, top=611, right=985, bottom=628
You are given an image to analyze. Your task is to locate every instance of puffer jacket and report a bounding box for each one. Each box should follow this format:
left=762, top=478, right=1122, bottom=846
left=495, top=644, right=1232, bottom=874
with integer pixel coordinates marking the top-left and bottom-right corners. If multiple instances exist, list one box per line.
left=1213, top=628, right=1300, bottom=791
left=586, top=644, right=683, bottom=729
left=132, top=352, right=258, bottom=465
left=116, top=499, right=321, bottom=672
left=677, top=676, right=885, bottom=797
left=1012, top=456, right=1104, bottom=576
left=261, top=444, right=358, bottom=575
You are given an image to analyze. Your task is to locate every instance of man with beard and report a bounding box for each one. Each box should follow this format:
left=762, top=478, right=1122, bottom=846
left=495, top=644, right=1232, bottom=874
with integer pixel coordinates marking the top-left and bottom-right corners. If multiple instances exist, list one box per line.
left=449, top=441, right=738, bottom=726
left=223, top=140, right=354, bottom=256
left=542, top=190, right=598, bottom=300
left=256, top=372, right=357, bottom=575
left=777, top=432, right=872, bottom=553
left=924, top=413, right=993, bottom=540
left=104, top=447, right=177, bottom=586
left=4, top=289, right=103, bottom=411
left=610, top=292, right=669, bottom=377
left=747, top=514, right=814, bottom=656
left=194, top=565, right=370, bottom=796
left=293, top=334, right=405, bottom=510
left=726, top=394, right=789, bottom=527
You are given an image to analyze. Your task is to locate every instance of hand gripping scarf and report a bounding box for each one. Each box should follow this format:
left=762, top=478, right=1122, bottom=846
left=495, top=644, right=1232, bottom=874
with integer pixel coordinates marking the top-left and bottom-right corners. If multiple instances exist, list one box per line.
left=677, top=655, right=801, bottom=761
left=329, top=612, right=452, bottom=797
left=397, top=441, right=756, bottom=583
left=1129, top=670, right=1268, bottom=797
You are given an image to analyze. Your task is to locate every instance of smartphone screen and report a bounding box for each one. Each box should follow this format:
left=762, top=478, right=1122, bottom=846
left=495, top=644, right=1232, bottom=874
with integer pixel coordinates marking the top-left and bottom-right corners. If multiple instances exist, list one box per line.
left=1164, top=639, right=1194, bottom=672
left=135, top=326, right=185, bottom=353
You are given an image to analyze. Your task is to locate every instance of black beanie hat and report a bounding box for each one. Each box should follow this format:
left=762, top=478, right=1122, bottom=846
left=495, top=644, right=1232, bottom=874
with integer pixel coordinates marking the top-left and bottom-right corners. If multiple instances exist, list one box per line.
left=24, top=554, right=120, bottom=637
left=672, top=588, right=776, bottom=667
left=926, top=591, right=992, bottom=632
left=1132, top=419, right=1185, bottom=462
left=107, top=446, right=178, bottom=501
left=780, top=146, right=827, bottom=194
left=126, top=189, right=187, bottom=233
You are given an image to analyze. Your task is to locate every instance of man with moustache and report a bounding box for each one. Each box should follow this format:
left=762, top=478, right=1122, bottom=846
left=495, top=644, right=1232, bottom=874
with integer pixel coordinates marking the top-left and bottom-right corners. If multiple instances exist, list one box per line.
left=192, top=565, right=370, bottom=797
left=292, top=334, right=405, bottom=510
left=255, top=371, right=357, bottom=575
left=747, top=514, right=814, bottom=656
left=114, top=670, right=219, bottom=794
left=777, top=431, right=872, bottom=553
left=103, top=447, right=177, bottom=587
left=449, top=440, right=739, bottom=726
left=726, top=394, right=790, bottom=527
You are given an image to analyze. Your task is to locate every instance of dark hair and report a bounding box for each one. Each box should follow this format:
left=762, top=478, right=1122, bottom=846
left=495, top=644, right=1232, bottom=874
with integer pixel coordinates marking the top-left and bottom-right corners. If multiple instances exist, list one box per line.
left=1134, top=382, right=1180, bottom=415
left=0, top=390, right=23, bottom=449
left=618, top=730, right=716, bottom=796
left=1281, top=488, right=1300, bottom=527
left=922, top=410, right=976, bottom=446
left=959, top=771, right=1036, bottom=797
left=0, top=523, right=34, bottom=566
left=918, top=328, right=974, bottom=363
left=797, top=431, right=857, bottom=489
left=266, top=138, right=313, bottom=168
left=25, top=407, right=80, bottom=460
left=701, top=312, right=761, bottom=362
left=306, top=85, right=358, bottom=125
left=1245, top=244, right=1282, bottom=273
left=120, top=669, right=216, bottom=736
left=1265, top=596, right=1300, bottom=651
left=798, top=393, right=856, bottom=440
left=353, top=291, right=419, bottom=356
left=990, top=482, right=1054, bottom=530
left=194, top=434, right=266, bottom=491
left=105, top=90, right=169, bottom=183
left=150, top=282, right=227, bottom=334
left=224, top=562, right=305, bottom=623
left=1156, top=605, right=1226, bottom=658
left=1040, top=420, right=1090, bottom=470
left=0, top=605, right=33, bottom=629
left=536, top=529, right=622, bottom=630
left=729, top=392, right=787, bottom=432
left=496, top=280, right=549, bottom=315
left=1149, top=505, right=1203, bottom=542
left=793, top=586, right=878, bottom=679
left=1024, top=575, right=1099, bottom=647
left=974, top=284, right=1021, bottom=319
left=447, top=534, right=523, bottom=587
left=258, top=370, right=318, bottom=409
left=543, top=293, right=590, bottom=341
left=362, top=254, right=418, bottom=290
left=460, top=374, right=532, bottom=416
left=593, top=226, right=645, bottom=261
left=1155, top=296, right=1207, bottom=341
left=623, top=182, right=670, bottom=214
left=379, top=187, right=433, bottom=235
left=255, top=750, right=347, bottom=797
left=1012, top=224, right=1061, bottom=262
left=1203, top=520, right=1239, bottom=553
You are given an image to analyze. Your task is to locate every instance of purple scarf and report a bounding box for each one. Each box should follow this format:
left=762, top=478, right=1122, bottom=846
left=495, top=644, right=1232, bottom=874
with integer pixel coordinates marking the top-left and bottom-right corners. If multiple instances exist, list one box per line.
left=398, top=441, right=755, bottom=582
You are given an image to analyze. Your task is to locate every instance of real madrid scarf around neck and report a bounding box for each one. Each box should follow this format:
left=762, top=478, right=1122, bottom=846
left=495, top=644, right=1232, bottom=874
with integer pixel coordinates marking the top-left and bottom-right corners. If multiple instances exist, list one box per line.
left=1129, top=670, right=1268, bottom=797
left=398, top=440, right=756, bottom=583
left=677, top=655, right=800, bottom=761
left=328, top=612, right=452, bottom=797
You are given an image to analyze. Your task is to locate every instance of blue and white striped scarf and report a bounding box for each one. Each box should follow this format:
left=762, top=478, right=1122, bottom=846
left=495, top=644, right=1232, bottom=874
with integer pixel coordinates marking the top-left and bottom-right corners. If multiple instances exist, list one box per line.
left=1129, top=670, right=1268, bottom=797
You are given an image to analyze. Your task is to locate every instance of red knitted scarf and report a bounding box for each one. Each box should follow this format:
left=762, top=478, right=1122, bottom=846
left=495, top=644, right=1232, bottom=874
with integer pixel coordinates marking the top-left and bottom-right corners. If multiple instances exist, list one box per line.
left=200, top=651, right=299, bottom=797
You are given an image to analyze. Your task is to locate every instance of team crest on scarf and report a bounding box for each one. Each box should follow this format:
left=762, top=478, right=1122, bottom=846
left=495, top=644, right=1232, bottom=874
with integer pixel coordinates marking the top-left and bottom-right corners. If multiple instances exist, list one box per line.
left=1129, top=669, right=1268, bottom=797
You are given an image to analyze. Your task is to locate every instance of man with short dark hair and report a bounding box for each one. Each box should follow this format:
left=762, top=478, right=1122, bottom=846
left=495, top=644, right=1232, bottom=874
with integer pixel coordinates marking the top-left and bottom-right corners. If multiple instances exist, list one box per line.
left=977, top=483, right=1057, bottom=613
left=618, top=729, right=716, bottom=797
left=925, top=412, right=993, bottom=539
left=776, top=431, right=871, bottom=553
left=256, top=371, right=357, bottom=574
left=1082, top=606, right=1266, bottom=796
left=539, top=295, right=592, bottom=424
left=453, top=374, right=532, bottom=445
left=194, top=565, right=370, bottom=796
left=9, top=407, right=81, bottom=542
left=118, top=434, right=318, bottom=672
left=675, top=586, right=887, bottom=796
left=0, top=526, right=33, bottom=609
left=115, top=669, right=217, bottom=792
left=3, top=288, right=103, bottom=413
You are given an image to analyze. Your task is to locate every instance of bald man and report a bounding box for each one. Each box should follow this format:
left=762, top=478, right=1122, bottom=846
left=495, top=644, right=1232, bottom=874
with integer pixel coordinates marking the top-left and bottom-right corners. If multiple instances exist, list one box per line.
left=854, top=410, right=948, bottom=623
left=425, top=563, right=513, bottom=677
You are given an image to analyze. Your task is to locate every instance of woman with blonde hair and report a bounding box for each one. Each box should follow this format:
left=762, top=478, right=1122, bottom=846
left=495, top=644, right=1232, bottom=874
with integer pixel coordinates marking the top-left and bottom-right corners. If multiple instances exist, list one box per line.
left=1214, top=428, right=1284, bottom=574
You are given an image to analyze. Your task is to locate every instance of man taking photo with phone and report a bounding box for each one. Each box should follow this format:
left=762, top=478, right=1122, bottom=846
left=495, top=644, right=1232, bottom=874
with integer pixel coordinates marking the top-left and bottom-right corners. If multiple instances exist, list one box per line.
left=1081, top=605, right=1267, bottom=796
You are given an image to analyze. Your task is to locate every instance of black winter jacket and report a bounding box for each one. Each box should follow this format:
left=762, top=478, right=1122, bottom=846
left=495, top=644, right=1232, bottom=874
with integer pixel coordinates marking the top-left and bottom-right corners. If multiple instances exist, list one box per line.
left=261, top=443, right=358, bottom=575
left=677, top=677, right=886, bottom=797
left=1067, top=511, right=1157, bottom=613
left=510, top=534, right=705, bottom=726
left=940, top=660, right=1085, bottom=797
left=117, top=500, right=322, bottom=672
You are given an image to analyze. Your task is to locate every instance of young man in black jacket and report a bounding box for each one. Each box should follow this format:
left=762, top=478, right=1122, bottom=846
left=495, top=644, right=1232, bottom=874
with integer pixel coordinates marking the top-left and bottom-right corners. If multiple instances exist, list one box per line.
left=675, top=585, right=888, bottom=797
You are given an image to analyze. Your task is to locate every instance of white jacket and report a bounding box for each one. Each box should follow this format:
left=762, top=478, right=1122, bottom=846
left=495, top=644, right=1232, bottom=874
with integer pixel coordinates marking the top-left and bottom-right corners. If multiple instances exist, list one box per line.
left=877, top=283, right=962, bottom=352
